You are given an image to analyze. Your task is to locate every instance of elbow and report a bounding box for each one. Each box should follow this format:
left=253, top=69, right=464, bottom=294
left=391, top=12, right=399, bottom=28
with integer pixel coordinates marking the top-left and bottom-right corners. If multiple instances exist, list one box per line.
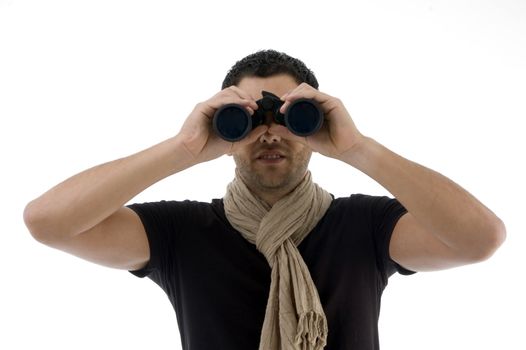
left=471, top=218, right=507, bottom=262
left=23, top=200, right=57, bottom=244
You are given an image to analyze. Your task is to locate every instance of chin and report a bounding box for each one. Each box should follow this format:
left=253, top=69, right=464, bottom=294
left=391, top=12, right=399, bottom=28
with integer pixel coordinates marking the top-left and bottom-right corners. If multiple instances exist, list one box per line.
left=257, top=176, right=289, bottom=190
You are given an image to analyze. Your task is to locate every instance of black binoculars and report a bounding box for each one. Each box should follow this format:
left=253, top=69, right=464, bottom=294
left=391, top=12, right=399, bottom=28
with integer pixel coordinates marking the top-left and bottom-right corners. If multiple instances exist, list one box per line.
left=212, top=90, right=324, bottom=141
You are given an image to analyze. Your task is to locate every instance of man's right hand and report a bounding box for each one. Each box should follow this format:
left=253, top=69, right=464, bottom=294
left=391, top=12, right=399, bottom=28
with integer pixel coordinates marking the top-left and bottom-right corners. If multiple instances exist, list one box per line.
left=23, top=85, right=269, bottom=272
left=176, top=86, right=268, bottom=164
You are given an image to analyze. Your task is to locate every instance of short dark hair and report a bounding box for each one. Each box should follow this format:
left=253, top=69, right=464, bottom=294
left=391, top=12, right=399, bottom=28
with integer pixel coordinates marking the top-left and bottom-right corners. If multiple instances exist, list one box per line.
left=221, top=49, right=319, bottom=90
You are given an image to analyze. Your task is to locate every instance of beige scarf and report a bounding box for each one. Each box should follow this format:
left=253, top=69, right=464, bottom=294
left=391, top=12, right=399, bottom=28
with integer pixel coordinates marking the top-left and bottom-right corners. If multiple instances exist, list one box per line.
left=223, top=170, right=333, bottom=350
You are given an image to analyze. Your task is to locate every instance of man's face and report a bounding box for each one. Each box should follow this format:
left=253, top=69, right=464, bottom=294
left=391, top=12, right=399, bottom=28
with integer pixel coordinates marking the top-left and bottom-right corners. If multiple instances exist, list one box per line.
left=231, top=74, right=312, bottom=198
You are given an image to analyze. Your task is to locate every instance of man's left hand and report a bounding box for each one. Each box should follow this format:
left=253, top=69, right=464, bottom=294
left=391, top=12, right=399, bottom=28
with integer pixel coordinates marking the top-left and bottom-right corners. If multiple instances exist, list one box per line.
left=274, top=83, right=366, bottom=160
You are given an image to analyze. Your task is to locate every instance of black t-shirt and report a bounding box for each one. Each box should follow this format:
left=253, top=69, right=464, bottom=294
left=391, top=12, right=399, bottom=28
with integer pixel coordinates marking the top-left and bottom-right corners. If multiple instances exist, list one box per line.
left=128, top=194, right=416, bottom=350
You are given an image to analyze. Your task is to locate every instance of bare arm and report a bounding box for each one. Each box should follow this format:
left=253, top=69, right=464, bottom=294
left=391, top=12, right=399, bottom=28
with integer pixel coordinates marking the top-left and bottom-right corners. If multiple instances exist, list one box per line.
left=342, top=137, right=506, bottom=271
left=24, top=136, right=193, bottom=241
left=23, top=86, right=266, bottom=270
left=275, top=83, right=505, bottom=272
left=23, top=136, right=197, bottom=270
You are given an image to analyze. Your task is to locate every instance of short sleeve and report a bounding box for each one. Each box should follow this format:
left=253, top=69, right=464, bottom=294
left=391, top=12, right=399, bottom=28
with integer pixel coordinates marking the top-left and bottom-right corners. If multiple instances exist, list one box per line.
left=126, top=200, right=178, bottom=278
left=368, top=195, right=417, bottom=279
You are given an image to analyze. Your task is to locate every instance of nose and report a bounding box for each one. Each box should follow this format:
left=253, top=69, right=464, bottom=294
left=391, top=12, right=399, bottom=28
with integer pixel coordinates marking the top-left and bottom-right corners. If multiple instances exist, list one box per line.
left=259, top=111, right=281, bottom=144
left=259, top=130, right=281, bottom=144
left=259, top=112, right=281, bottom=143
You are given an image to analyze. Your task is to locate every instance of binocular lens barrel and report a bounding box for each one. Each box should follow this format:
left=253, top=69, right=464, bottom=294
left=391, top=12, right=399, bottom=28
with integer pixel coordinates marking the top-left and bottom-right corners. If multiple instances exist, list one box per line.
left=285, top=99, right=323, bottom=136
left=212, top=104, right=251, bottom=142
left=213, top=99, right=323, bottom=142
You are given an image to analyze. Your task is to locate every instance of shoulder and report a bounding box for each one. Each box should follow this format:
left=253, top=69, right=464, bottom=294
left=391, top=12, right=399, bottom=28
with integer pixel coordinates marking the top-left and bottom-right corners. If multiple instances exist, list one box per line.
left=127, top=199, right=221, bottom=224
left=326, top=194, right=407, bottom=235
left=330, top=193, right=404, bottom=213
left=128, top=199, right=216, bottom=211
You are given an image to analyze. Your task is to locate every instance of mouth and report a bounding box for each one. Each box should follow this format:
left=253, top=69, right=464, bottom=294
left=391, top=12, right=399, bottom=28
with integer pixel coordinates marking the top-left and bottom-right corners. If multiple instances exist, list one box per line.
left=255, top=151, right=286, bottom=164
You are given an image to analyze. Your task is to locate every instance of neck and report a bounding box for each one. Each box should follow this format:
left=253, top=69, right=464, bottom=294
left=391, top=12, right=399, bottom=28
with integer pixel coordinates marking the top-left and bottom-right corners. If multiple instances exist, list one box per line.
left=233, top=169, right=310, bottom=207
left=254, top=188, right=290, bottom=207
left=248, top=175, right=309, bottom=207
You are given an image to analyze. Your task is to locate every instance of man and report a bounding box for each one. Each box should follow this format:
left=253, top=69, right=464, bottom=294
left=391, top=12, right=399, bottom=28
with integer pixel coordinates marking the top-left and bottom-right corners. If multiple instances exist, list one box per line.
left=24, top=49, right=506, bottom=350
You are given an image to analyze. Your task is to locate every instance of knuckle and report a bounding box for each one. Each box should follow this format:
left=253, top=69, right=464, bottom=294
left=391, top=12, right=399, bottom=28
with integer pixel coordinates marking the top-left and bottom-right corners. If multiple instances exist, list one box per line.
left=195, top=101, right=210, bottom=112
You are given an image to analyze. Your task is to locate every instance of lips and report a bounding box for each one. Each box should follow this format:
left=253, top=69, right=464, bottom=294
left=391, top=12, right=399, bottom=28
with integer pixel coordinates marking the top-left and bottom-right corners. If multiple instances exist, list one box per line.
left=255, top=149, right=286, bottom=160
left=259, top=154, right=283, bottom=160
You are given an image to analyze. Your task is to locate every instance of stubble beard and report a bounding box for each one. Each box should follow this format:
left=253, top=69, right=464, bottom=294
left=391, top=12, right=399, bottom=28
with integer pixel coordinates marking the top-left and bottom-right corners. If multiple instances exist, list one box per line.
left=234, top=150, right=312, bottom=198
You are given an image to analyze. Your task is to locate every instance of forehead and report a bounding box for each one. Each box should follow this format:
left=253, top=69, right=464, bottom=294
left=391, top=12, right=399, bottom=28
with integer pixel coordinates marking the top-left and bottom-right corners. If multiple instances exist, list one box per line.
left=236, top=74, right=299, bottom=100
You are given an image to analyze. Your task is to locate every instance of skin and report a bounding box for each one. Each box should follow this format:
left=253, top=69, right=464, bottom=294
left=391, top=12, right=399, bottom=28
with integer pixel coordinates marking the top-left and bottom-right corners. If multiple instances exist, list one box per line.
left=231, top=75, right=314, bottom=206
left=228, top=74, right=506, bottom=270
left=19, top=65, right=507, bottom=350
left=24, top=71, right=505, bottom=273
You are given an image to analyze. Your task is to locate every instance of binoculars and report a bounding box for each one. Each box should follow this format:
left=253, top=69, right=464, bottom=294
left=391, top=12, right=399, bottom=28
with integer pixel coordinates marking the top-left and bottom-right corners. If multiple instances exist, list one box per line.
left=213, top=90, right=324, bottom=141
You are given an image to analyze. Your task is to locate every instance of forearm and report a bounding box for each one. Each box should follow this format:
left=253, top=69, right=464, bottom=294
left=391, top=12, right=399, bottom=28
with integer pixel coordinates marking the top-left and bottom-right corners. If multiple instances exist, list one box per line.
left=24, top=135, right=195, bottom=240
left=340, top=136, right=506, bottom=251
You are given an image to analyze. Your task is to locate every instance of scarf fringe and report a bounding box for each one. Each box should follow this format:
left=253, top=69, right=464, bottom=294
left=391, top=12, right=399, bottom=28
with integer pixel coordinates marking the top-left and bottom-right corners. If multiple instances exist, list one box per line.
left=294, top=310, right=328, bottom=350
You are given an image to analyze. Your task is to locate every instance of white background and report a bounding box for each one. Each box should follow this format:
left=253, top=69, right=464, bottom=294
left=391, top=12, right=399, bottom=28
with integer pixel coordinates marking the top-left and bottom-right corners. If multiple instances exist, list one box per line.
left=1, top=0, right=525, bottom=349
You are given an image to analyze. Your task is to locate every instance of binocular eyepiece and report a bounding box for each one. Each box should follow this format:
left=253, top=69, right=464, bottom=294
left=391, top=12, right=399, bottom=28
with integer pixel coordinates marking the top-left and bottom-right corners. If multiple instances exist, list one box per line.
left=213, top=90, right=324, bottom=142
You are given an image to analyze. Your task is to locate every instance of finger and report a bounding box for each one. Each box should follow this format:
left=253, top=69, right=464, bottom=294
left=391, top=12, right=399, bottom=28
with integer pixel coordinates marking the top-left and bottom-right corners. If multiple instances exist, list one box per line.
left=282, top=87, right=333, bottom=105
left=279, top=82, right=315, bottom=101
left=279, top=85, right=334, bottom=114
left=225, top=86, right=259, bottom=110
left=201, top=97, right=257, bottom=118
